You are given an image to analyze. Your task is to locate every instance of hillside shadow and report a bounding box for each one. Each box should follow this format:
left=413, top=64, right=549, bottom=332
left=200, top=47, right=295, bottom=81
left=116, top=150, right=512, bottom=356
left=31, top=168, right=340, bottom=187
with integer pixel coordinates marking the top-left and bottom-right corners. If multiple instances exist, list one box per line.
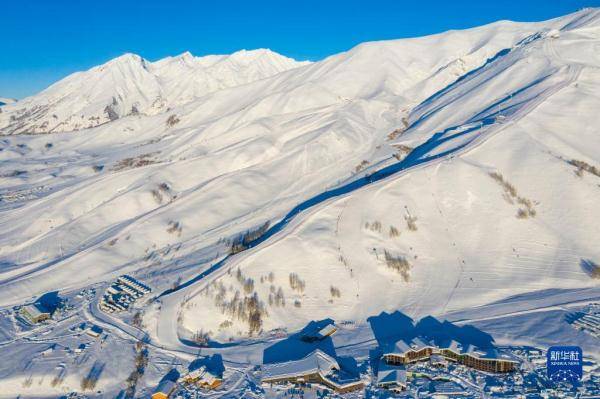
left=580, top=259, right=599, bottom=278
left=415, top=315, right=495, bottom=349
left=160, top=368, right=180, bottom=383
left=367, top=311, right=415, bottom=347
left=367, top=311, right=495, bottom=351
left=262, top=319, right=336, bottom=364
left=36, top=291, right=62, bottom=313
left=188, top=354, right=225, bottom=377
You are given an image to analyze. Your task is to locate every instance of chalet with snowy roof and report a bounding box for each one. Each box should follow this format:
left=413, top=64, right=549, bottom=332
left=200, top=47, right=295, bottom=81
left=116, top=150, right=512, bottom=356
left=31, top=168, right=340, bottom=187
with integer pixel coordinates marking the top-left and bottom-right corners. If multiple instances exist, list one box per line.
left=300, top=321, right=338, bottom=342
left=383, top=337, right=517, bottom=373
left=261, top=349, right=363, bottom=393
left=180, top=366, right=222, bottom=389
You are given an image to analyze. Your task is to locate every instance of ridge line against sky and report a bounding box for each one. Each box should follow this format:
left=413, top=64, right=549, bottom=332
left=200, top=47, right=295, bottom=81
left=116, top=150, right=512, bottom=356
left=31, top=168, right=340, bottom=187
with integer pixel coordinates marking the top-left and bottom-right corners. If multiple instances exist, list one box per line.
left=1, top=0, right=599, bottom=99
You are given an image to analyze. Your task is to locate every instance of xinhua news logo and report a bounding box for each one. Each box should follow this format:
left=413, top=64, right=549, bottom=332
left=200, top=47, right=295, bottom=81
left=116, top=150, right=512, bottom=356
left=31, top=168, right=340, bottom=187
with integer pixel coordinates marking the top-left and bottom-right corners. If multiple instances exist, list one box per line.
left=547, top=346, right=583, bottom=384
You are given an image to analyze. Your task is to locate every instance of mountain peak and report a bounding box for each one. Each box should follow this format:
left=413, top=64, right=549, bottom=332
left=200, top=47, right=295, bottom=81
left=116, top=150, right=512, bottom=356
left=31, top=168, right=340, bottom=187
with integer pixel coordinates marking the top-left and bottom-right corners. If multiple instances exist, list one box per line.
left=227, top=48, right=306, bottom=65
left=99, top=53, right=148, bottom=71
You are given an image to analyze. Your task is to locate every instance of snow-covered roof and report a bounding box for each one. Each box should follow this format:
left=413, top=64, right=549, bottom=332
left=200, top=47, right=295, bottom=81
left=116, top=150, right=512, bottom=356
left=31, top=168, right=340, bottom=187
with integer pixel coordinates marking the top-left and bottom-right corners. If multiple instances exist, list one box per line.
left=377, top=363, right=407, bottom=387
left=377, top=369, right=407, bottom=386
left=432, top=381, right=466, bottom=394
left=438, top=339, right=462, bottom=353
left=317, top=323, right=337, bottom=338
left=473, top=348, right=517, bottom=362
left=262, top=349, right=339, bottom=380
left=22, top=303, right=50, bottom=318
left=182, top=366, right=221, bottom=383
left=386, top=337, right=434, bottom=354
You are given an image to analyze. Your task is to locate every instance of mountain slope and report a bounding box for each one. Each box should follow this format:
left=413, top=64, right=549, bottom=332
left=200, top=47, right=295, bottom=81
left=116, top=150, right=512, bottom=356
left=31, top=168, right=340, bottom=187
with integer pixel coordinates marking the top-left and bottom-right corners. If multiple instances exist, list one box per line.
left=0, top=8, right=598, bottom=353
left=0, top=98, right=16, bottom=107
left=171, top=9, right=600, bottom=342
left=0, top=49, right=309, bottom=135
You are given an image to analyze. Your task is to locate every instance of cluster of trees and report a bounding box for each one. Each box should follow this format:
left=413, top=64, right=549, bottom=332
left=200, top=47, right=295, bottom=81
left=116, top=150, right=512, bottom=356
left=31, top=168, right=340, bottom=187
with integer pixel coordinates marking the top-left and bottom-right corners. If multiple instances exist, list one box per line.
left=387, top=117, right=409, bottom=140
left=81, top=361, right=106, bottom=391
left=289, top=273, right=305, bottom=292
left=125, top=342, right=148, bottom=397
left=166, top=114, right=180, bottom=127
left=389, top=225, right=401, bottom=237
left=404, top=214, right=418, bottom=231
left=384, top=250, right=411, bottom=282
left=152, top=182, right=172, bottom=204
left=330, top=286, right=341, bottom=298
left=268, top=285, right=285, bottom=307
left=113, top=153, right=158, bottom=171
left=582, top=259, right=600, bottom=279
left=104, top=97, right=120, bottom=121
left=50, top=368, right=66, bottom=387
left=167, top=221, right=183, bottom=236
left=259, top=272, right=275, bottom=284
left=489, top=172, right=536, bottom=218
left=132, top=311, right=143, bottom=328
left=569, top=159, right=600, bottom=178
left=230, top=221, right=270, bottom=254
left=213, top=276, right=267, bottom=335
left=393, top=144, right=413, bottom=161
left=235, top=268, right=255, bottom=294
left=354, top=159, right=370, bottom=173
left=365, top=221, right=382, bottom=232
left=191, top=329, right=211, bottom=346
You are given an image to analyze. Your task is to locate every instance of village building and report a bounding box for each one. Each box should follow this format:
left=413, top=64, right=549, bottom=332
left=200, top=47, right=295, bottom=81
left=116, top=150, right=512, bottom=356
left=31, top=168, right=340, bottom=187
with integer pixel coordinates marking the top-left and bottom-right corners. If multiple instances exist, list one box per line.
left=99, top=275, right=152, bottom=313
left=180, top=366, right=222, bottom=389
left=20, top=303, right=52, bottom=324
left=301, top=322, right=338, bottom=342
left=430, top=380, right=468, bottom=396
left=376, top=360, right=407, bottom=392
left=151, top=380, right=176, bottom=399
left=86, top=325, right=103, bottom=338
left=40, top=344, right=56, bottom=357
left=382, top=337, right=518, bottom=374
left=261, top=349, right=363, bottom=393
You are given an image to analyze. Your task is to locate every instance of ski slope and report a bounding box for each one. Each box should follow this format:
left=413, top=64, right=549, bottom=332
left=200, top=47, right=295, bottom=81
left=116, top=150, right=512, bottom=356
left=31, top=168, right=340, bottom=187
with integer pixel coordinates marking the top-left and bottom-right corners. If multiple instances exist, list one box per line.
left=0, top=8, right=598, bottom=361
left=175, top=9, right=600, bottom=342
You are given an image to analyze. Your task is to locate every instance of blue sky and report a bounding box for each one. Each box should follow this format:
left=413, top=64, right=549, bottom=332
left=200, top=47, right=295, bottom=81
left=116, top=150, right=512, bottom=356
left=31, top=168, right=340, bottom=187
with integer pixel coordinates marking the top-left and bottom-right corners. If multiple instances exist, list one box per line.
left=1, top=0, right=598, bottom=99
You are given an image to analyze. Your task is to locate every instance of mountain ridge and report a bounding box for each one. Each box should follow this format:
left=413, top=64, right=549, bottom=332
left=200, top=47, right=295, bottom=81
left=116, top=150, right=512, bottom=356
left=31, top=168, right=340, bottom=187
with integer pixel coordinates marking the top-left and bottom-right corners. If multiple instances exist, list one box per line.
left=0, top=49, right=310, bottom=135
left=0, top=5, right=598, bottom=358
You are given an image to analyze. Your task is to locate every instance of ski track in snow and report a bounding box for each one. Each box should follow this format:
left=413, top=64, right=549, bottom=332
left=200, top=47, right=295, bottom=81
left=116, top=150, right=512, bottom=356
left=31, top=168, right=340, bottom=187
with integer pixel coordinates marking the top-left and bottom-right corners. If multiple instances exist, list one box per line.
left=0, top=13, right=599, bottom=393
left=148, top=30, right=589, bottom=349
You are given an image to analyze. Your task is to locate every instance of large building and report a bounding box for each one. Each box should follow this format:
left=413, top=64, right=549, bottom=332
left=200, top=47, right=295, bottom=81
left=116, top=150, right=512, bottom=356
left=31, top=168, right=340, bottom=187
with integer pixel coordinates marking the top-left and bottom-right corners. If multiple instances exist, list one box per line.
left=99, top=274, right=152, bottom=313
left=376, top=360, right=407, bottom=392
left=262, top=349, right=364, bottom=393
left=383, top=337, right=518, bottom=373
left=20, top=303, right=52, bottom=324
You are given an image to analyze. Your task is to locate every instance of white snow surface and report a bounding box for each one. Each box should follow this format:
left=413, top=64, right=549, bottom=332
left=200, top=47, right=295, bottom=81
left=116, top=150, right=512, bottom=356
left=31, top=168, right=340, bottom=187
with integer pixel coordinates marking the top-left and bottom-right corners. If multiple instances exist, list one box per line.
left=0, top=98, right=17, bottom=106
left=0, top=49, right=309, bottom=134
left=0, top=8, right=599, bottom=359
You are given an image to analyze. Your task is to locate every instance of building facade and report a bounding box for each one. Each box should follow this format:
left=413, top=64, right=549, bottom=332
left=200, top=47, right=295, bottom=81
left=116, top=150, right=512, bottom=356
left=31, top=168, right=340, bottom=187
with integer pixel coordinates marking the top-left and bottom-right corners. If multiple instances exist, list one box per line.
left=383, top=338, right=517, bottom=373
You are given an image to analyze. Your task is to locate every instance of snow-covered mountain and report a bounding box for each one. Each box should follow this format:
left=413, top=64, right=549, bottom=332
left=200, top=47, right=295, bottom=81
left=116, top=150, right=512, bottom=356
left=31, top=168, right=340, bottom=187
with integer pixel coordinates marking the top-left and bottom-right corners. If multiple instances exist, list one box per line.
left=0, top=97, right=16, bottom=107
left=0, top=10, right=599, bottom=395
left=0, top=49, right=309, bottom=134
